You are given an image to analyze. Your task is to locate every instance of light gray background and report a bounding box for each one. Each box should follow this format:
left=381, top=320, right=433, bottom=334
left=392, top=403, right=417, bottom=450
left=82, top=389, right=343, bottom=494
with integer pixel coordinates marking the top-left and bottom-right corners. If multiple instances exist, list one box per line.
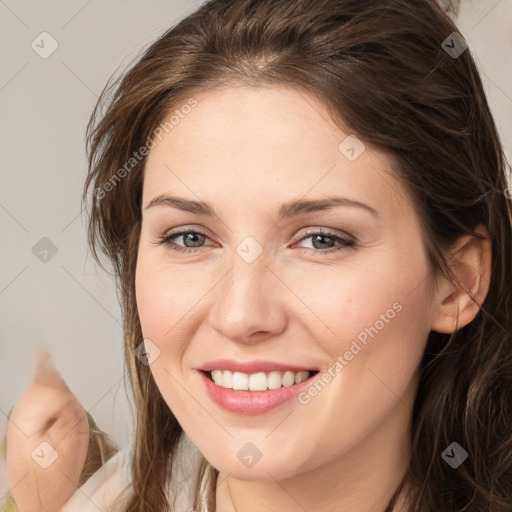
left=1, top=0, right=511, bottom=452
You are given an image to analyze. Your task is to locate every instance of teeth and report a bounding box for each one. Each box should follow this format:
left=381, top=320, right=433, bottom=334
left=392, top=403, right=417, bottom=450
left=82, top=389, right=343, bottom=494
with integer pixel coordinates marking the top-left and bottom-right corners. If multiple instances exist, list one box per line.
left=282, top=371, right=295, bottom=387
left=232, top=371, right=249, bottom=390
left=267, top=371, right=282, bottom=389
left=222, top=370, right=233, bottom=388
left=249, top=372, right=267, bottom=391
left=211, top=370, right=224, bottom=386
left=209, top=369, right=311, bottom=391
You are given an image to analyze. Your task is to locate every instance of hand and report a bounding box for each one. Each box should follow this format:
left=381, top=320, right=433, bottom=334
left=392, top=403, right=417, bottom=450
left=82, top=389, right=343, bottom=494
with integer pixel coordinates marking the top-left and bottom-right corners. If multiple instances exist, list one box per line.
left=6, top=347, right=90, bottom=512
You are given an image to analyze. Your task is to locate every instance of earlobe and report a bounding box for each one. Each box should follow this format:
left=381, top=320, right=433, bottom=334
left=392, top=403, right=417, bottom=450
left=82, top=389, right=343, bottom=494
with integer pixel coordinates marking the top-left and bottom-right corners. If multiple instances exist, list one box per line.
left=430, top=224, right=492, bottom=334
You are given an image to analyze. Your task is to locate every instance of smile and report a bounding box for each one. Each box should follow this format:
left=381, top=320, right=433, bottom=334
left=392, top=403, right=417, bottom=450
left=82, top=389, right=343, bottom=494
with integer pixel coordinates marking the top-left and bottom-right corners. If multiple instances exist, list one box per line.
left=198, top=368, right=319, bottom=415
left=207, top=369, right=314, bottom=391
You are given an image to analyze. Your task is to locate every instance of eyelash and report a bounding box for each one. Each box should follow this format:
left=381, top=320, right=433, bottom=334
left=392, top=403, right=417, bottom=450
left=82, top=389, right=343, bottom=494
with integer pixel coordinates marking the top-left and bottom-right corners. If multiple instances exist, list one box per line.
left=155, top=227, right=355, bottom=255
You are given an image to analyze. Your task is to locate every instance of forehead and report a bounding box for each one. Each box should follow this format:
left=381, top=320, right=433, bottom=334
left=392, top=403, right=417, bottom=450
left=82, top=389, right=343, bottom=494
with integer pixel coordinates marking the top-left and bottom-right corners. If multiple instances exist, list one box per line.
left=142, top=84, right=410, bottom=220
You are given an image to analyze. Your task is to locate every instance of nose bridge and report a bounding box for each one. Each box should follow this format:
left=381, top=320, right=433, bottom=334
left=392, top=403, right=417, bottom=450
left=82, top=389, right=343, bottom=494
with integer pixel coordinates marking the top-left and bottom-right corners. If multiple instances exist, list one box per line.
left=210, top=236, right=285, bottom=341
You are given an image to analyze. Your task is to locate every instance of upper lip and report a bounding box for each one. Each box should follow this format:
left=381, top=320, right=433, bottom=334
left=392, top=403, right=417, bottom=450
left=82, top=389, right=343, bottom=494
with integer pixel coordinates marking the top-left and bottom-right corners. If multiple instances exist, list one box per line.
left=197, top=359, right=318, bottom=374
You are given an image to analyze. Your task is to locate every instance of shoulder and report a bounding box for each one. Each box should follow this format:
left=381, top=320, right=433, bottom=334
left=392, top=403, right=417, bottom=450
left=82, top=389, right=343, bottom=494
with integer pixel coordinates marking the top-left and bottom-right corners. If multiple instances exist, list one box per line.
left=61, top=433, right=205, bottom=512
left=61, top=442, right=133, bottom=512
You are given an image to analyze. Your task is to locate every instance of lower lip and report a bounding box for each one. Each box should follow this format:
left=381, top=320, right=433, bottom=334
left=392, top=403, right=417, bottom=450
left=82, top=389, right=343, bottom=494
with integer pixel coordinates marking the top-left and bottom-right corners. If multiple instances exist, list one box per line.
left=198, top=370, right=316, bottom=415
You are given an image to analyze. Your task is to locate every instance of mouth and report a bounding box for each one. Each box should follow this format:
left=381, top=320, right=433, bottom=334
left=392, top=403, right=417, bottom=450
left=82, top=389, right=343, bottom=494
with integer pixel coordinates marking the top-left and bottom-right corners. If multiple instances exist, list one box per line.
left=200, top=369, right=319, bottom=391
left=198, top=368, right=320, bottom=415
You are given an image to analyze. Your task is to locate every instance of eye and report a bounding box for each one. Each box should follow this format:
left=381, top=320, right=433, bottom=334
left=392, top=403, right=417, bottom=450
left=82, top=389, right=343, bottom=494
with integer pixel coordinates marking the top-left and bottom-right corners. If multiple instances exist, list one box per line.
left=155, top=227, right=355, bottom=255
left=293, top=229, right=355, bottom=254
left=155, top=228, right=214, bottom=253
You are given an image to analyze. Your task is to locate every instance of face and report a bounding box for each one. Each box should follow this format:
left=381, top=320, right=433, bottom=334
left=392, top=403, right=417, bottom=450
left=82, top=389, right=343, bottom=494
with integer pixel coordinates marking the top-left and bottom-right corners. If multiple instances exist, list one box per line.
left=135, top=84, right=437, bottom=480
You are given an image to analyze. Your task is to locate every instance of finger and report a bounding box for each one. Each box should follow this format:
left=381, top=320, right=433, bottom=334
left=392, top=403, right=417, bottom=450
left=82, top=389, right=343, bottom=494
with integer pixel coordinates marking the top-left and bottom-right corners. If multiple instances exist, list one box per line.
left=30, top=345, right=70, bottom=392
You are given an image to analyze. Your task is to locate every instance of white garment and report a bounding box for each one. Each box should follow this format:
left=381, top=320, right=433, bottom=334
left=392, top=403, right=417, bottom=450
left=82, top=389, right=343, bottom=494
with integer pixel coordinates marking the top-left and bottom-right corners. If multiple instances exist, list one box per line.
left=61, top=432, right=205, bottom=512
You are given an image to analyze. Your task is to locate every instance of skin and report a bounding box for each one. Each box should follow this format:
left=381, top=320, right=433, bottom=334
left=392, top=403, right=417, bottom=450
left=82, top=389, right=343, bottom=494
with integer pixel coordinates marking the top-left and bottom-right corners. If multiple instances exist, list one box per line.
left=6, top=84, right=491, bottom=511
left=6, top=349, right=89, bottom=512
left=135, top=84, right=492, bottom=511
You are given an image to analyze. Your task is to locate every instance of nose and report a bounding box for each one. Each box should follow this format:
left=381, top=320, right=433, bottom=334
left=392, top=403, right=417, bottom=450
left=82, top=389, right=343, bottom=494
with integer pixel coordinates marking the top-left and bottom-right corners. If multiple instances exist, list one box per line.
left=207, top=243, right=287, bottom=344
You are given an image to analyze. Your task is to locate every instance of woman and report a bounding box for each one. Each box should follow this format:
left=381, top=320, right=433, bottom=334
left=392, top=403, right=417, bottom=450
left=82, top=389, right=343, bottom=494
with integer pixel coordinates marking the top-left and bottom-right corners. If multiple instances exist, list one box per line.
left=5, top=0, right=511, bottom=510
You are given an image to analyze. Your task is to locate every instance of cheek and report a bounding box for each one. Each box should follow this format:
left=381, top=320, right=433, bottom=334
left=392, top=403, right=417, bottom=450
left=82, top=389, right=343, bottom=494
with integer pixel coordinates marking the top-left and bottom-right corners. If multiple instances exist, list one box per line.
left=134, top=260, right=196, bottom=413
left=284, top=251, right=430, bottom=354
left=135, top=254, right=202, bottom=342
left=284, top=260, right=430, bottom=463
left=283, top=250, right=432, bottom=435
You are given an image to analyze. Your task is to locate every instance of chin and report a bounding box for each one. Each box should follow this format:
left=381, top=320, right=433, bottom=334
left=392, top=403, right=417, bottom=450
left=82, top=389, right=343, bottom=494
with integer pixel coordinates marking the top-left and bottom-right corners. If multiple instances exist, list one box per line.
left=203, top=447, right=312, bottom=481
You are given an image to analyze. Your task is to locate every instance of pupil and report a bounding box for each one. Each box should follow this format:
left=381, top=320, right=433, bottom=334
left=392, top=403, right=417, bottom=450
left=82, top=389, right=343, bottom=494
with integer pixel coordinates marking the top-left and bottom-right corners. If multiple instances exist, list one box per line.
left=313, top=234, right=333, bottom=249
left=185, top=233, right=203, bottom=247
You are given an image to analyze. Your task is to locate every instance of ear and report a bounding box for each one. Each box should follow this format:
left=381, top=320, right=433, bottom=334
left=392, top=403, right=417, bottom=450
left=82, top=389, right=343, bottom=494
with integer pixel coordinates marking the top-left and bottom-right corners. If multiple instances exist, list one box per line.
left=430, top=224, right=492, bottom=333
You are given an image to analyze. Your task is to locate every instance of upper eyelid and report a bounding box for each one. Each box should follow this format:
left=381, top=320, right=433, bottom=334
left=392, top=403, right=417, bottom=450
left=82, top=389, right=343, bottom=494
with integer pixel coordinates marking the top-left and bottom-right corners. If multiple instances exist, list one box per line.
left=163, top=227, right=216, bottom=243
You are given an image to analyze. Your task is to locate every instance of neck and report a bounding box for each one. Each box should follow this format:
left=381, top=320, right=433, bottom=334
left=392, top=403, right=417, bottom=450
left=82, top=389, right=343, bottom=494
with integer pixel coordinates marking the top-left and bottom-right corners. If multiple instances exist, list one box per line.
left=215, top=374, right=418, bottom=512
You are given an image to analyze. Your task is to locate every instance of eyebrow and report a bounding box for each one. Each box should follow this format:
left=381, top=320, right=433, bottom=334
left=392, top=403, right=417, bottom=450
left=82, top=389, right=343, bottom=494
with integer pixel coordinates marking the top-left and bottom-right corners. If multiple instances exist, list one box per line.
left=144, top=194, right=380, bottom=219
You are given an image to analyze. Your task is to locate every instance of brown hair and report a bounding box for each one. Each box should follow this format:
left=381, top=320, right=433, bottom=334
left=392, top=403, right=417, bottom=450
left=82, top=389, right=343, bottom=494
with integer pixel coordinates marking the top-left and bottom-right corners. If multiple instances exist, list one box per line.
left=83, top=0, right=512, bottom=510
